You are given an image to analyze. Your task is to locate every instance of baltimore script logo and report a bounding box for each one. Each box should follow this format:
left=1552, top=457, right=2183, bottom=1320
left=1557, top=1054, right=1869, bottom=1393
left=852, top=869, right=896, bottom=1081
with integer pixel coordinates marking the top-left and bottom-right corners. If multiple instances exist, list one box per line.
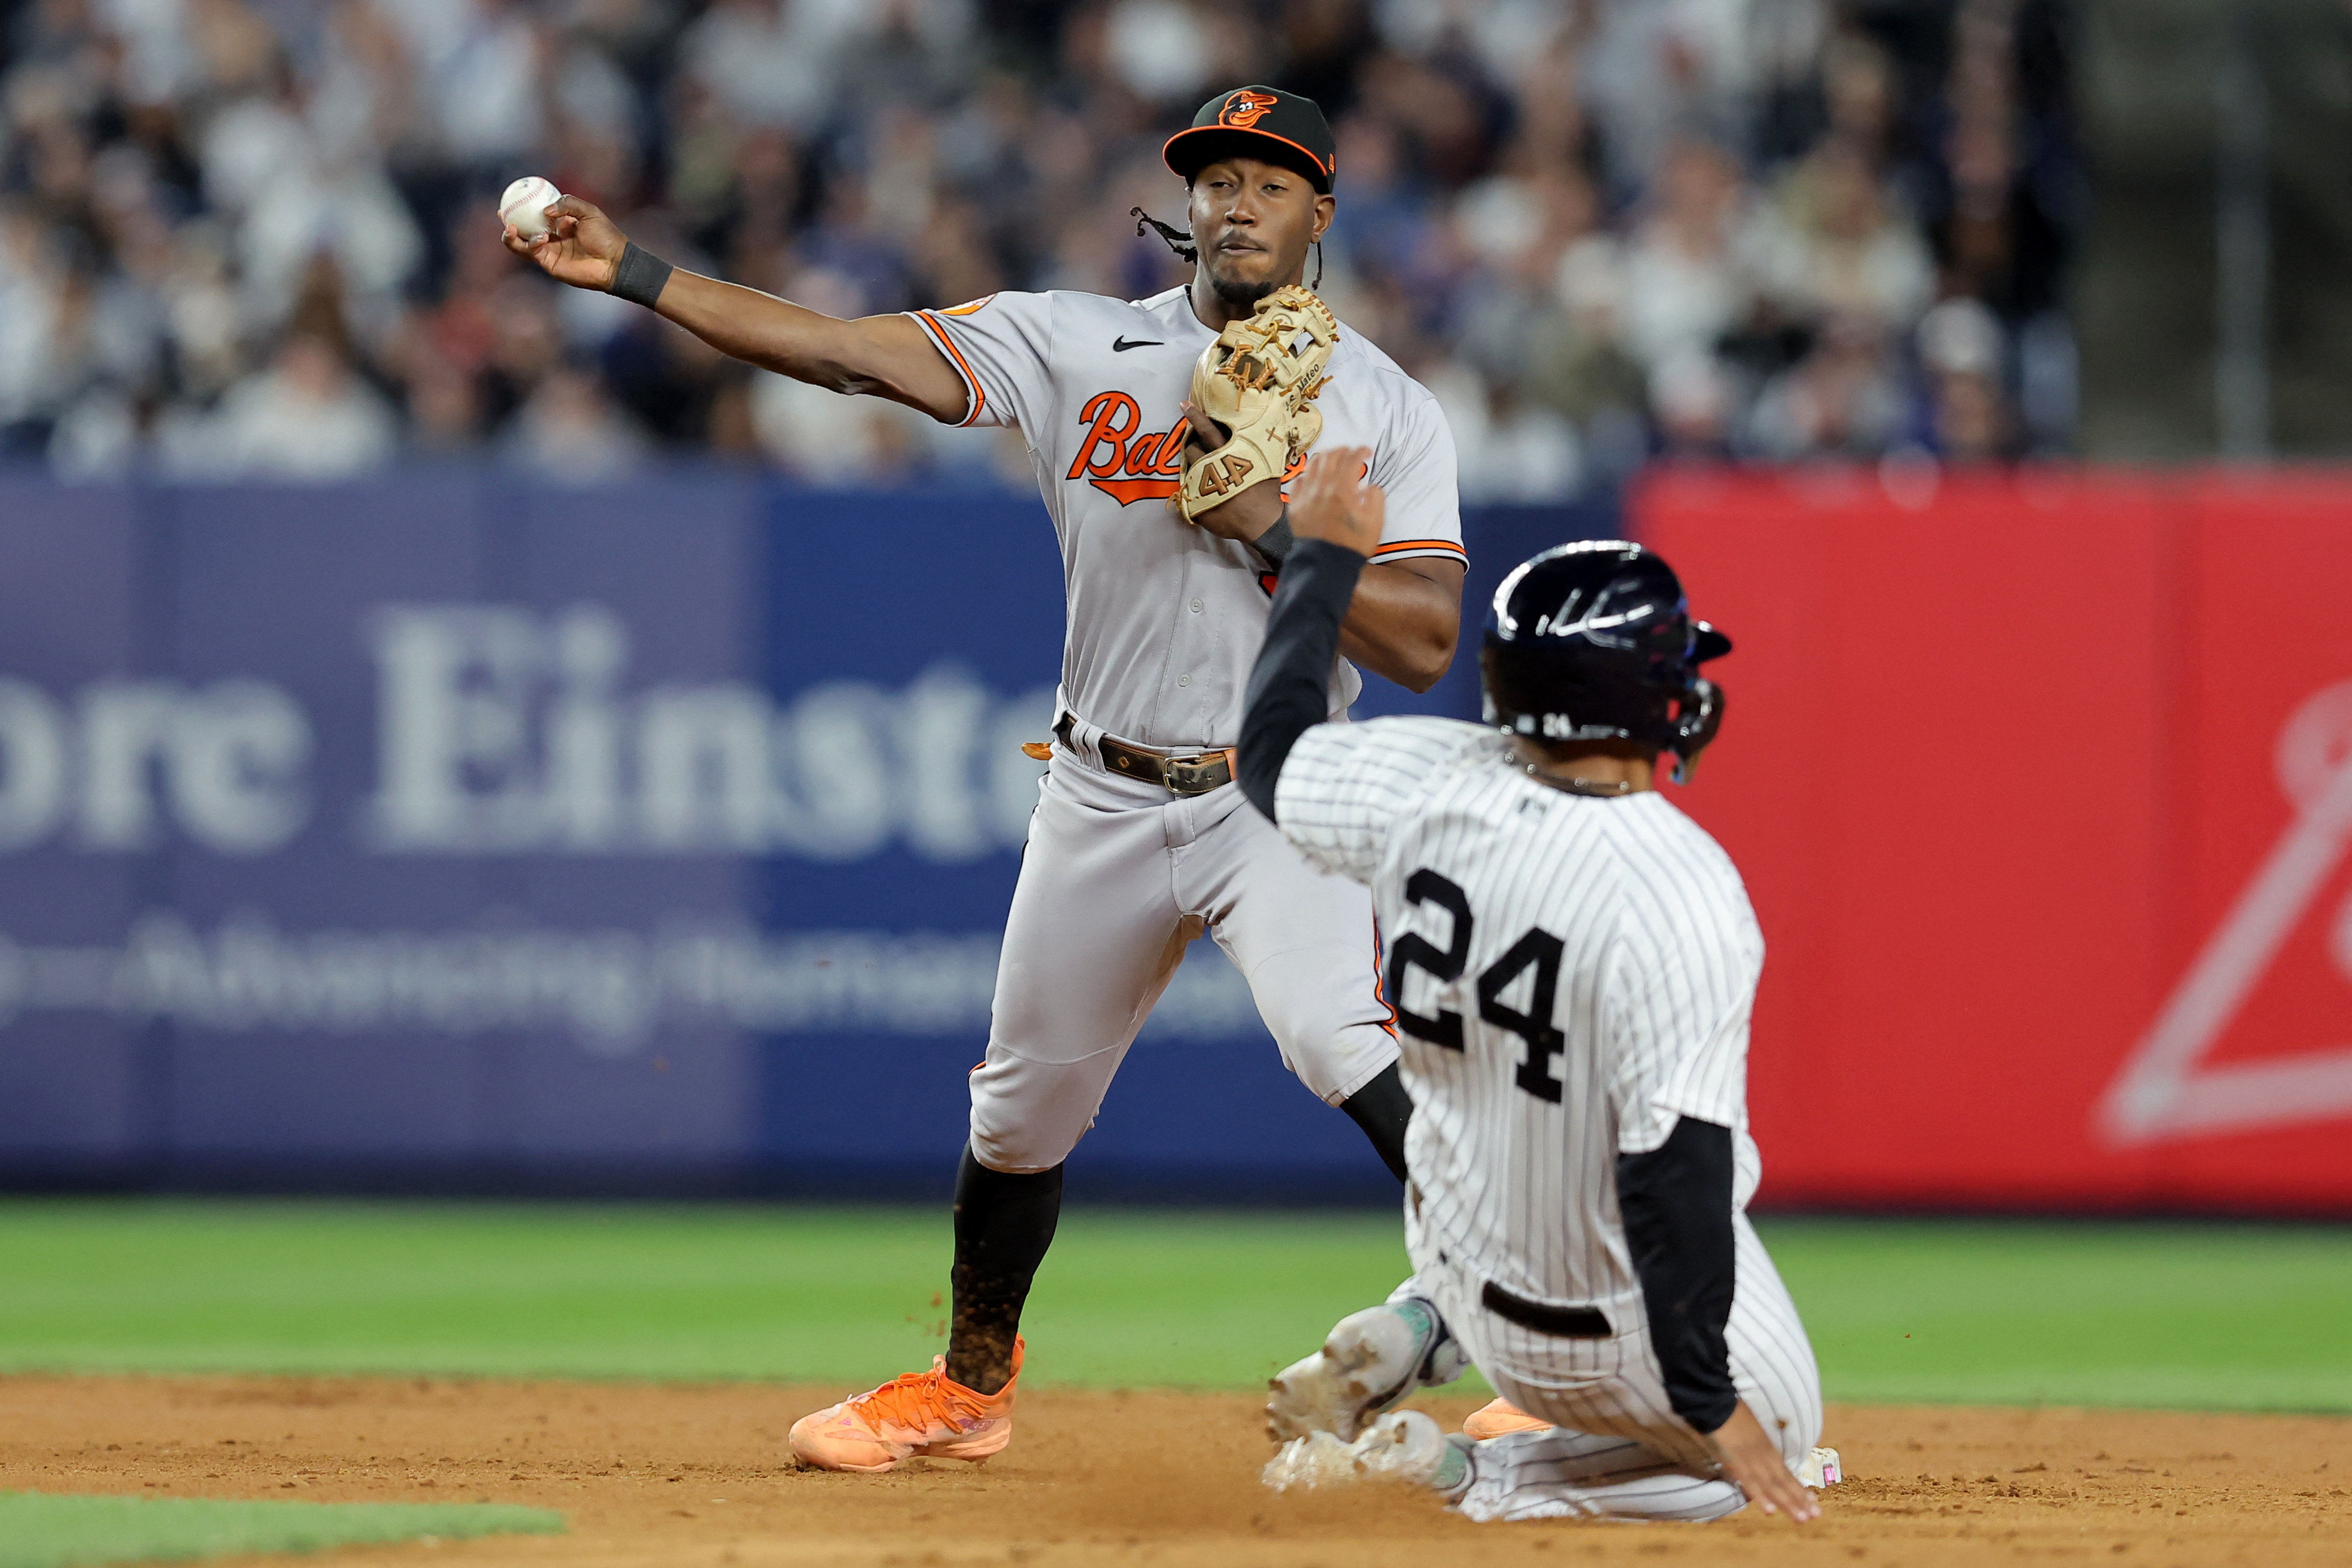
left=1066, top=391, right=1306, bottom=506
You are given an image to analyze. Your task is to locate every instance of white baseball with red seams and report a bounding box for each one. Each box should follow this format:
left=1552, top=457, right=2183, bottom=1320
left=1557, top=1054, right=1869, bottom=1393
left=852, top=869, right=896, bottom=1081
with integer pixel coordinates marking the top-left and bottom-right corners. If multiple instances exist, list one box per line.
left=498, top=176, right=562, bottom=240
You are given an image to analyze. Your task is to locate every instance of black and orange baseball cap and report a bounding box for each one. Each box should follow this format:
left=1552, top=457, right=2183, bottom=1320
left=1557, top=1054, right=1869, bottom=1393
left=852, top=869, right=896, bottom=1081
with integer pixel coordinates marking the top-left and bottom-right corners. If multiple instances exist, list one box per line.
left=1162, top=86, right=1336, bottom=193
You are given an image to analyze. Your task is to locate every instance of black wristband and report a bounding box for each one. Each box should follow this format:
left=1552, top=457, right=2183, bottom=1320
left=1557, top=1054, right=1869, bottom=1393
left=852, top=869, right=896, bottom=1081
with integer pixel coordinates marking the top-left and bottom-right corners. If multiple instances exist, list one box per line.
left=610, top=242, right=674, bottom=310
left=1249, top=512, right=1298, bottom=573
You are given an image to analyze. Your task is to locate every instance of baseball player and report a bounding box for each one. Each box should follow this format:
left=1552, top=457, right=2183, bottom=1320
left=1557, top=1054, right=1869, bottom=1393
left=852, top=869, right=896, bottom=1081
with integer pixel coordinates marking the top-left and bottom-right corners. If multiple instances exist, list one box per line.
left=1232, top=456, right=1829, bottom=1524
left=505, top=86, right=1467, bottom=1470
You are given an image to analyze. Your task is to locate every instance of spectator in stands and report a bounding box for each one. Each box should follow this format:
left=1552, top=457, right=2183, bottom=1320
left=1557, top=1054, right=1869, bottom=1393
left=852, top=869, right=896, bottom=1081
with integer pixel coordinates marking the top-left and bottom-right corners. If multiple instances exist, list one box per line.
left=1744, top=314, right=1907, bottom=463
left=1617, top=139, right=1759, bottom=382
left=504, top=362, right=648, bottom=480
left=162, top=330, right=396, bottom=479
left=1915, top=295, right=2012, bottom=465
left=1526, top=235, right=1648, bottom=483
left=1755, top=138, right=1935, bottom=341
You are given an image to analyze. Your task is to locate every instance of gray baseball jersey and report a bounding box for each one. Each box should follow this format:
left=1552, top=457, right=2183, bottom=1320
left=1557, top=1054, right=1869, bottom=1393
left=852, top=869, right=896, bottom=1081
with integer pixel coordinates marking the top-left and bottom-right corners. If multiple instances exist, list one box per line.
left=1278, top=713, right=1821, bottom=1521
left=908, top=285, right=1461, bottom=1174
left=912, top=286, right=1464, bottom=749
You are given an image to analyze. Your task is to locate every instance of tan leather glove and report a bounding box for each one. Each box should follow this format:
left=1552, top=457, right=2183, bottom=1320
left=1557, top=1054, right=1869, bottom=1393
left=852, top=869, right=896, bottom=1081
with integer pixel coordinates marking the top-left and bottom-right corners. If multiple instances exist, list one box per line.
left=1178, top=285, right=1339, bottom=524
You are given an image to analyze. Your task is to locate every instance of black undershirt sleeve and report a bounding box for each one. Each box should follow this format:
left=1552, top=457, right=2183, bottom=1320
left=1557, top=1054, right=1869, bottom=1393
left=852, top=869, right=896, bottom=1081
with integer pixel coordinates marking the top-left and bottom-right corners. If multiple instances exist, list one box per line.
left=1615, top=1115, right=1740, bottom=1434
left=1239, top=537, right=1366, bottom=823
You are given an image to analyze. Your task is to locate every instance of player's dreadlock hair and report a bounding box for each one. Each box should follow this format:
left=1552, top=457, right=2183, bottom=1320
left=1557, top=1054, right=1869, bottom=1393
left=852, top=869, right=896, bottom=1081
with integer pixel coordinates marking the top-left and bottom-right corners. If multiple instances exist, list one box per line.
left=1131, top=207, right=1325, bottom=290
left=1131, top=207, right=1195, bottom=263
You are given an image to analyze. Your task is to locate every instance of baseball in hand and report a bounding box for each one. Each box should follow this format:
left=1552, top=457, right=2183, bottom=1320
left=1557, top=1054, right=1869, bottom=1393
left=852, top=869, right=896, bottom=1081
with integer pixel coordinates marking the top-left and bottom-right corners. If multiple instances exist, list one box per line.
left=499, top=176, right=563, bottom=240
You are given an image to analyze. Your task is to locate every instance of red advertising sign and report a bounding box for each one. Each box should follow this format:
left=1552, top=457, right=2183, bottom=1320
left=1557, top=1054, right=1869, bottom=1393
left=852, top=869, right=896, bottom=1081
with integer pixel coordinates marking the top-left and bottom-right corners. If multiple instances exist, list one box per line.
left=1636, top=468, right=2352, bottom=1213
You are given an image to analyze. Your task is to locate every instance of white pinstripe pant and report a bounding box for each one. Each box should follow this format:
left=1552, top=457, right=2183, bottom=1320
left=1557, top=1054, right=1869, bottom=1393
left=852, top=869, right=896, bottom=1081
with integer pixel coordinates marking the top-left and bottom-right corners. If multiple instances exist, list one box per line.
left=1404, top=1214, right=1822, bottom=1522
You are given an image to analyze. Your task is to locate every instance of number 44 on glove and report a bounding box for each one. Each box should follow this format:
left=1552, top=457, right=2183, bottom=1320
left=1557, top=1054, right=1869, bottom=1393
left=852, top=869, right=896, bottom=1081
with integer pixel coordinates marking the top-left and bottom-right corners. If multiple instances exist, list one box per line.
left=1178, top=285, right=1340, bottom=524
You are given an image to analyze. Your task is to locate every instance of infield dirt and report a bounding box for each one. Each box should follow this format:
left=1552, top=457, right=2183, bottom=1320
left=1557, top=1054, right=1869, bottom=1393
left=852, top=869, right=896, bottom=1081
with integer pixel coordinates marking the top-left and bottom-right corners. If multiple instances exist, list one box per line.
left=4, top=1374, right=2348, bottom=1567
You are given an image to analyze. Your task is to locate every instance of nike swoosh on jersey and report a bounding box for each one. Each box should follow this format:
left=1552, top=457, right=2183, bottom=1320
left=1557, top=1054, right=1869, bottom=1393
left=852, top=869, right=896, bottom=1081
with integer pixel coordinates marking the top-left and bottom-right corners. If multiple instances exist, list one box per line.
left=1111, top=336, right=1164, bottom=352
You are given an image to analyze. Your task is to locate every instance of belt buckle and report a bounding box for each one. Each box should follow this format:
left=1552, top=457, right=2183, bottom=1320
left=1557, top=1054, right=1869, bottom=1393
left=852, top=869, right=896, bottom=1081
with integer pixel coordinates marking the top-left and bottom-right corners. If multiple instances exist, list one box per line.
left=1162, top=753, right=1225, bottom=795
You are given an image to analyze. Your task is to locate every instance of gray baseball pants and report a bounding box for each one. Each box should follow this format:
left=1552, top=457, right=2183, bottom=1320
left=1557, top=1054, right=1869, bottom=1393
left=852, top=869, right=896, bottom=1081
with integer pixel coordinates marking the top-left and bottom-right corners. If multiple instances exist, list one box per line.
left=968, top=736, right=1401, bottom=1173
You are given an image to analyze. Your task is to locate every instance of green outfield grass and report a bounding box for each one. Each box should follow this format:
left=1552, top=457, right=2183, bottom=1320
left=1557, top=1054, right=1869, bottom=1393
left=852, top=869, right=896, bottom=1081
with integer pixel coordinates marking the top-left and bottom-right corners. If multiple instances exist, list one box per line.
left=0, top=1493, right=561, bottom=1568
left=0, top=1201, right=2347, bottom=1412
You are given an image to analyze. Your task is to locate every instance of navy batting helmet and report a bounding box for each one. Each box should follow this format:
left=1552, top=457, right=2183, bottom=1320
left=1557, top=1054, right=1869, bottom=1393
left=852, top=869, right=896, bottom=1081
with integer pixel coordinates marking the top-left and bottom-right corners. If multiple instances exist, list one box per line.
left=1480, top=540, right=1731, bottom=783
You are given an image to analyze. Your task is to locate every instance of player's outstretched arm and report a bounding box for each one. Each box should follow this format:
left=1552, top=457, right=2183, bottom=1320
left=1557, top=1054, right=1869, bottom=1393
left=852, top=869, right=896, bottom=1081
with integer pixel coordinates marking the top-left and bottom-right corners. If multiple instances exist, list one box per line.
left=1236, top=449, right=1381, bottom=821
left=505, top=196, right=969, bottom=423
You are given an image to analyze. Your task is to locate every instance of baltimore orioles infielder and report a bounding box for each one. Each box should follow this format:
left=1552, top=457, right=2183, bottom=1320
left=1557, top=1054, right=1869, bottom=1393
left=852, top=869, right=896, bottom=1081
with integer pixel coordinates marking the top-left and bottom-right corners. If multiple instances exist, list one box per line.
left=505, top=85, right=1468, bottom=1469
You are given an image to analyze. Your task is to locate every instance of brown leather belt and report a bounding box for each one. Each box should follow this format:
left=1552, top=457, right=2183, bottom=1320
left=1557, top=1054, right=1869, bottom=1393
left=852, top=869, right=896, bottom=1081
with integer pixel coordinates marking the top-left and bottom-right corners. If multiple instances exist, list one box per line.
left=1056, top=713, right=1236, bottom=797
left=1481, top=1281, right=1613, bottom=1339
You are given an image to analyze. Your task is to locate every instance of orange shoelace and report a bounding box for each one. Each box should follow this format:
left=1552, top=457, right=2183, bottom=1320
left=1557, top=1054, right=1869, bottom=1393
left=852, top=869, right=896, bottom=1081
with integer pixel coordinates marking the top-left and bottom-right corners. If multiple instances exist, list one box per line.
left=848, top=1359, right=991, bottom=1434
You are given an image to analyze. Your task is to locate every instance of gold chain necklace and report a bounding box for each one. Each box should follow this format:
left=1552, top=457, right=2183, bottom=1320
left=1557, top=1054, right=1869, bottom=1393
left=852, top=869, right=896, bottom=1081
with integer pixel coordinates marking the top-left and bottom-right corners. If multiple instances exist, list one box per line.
left=1523, top=764, right=1635, bottom=797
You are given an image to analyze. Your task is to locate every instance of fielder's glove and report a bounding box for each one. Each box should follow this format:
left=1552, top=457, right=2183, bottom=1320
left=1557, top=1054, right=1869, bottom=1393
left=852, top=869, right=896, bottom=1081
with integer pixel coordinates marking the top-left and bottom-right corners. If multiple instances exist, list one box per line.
left=1178, top=284, right=1339, bottom=524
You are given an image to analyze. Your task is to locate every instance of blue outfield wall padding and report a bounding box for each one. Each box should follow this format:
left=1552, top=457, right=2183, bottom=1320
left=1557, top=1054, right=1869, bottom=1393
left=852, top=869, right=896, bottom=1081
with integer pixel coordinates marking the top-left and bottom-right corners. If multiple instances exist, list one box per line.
left=0, top=470, right=1619, bottom=1198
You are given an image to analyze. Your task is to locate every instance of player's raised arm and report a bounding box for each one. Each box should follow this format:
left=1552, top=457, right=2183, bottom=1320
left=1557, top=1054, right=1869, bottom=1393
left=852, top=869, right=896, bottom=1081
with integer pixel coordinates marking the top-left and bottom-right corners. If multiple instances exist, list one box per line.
left=1236, top=448, right=1383, bottom=821
left=504, top=194, right=969, bottom=424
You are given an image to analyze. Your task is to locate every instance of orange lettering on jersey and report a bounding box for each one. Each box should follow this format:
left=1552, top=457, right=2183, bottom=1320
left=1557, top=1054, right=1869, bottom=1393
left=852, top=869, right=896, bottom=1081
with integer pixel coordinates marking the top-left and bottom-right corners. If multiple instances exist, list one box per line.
left=1090, top=476, right=1185, bottom=503
left=1067, top=405, right=1325, bottom=507
left=1069, top=401, right=1191, bottom=503
left=1068, top=391, right=1141, bottom=480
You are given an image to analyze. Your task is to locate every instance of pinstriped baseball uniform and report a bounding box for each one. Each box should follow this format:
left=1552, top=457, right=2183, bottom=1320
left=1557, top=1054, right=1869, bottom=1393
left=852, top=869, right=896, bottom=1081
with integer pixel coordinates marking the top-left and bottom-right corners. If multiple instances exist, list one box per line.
left=1276, top=713, right=1822, bottom=1523
left=908, top=288, right=1465, bottom=1172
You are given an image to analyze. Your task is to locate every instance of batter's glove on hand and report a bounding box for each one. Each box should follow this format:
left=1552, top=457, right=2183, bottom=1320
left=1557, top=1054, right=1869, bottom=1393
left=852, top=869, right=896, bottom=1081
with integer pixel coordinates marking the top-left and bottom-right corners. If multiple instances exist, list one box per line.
left=1178, top=285, right=1339, bottom=524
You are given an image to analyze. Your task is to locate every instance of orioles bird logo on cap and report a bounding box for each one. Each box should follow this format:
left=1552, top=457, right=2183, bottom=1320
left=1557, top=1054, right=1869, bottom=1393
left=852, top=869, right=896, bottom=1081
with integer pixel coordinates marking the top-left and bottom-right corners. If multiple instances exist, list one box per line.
left=1219, top=89, right=1280, bottom=129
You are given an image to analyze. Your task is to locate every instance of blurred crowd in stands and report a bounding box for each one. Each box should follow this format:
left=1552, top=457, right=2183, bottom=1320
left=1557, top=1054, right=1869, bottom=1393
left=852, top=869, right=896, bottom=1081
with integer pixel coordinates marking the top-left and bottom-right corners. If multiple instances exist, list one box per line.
left=0, top=0, right=2078, bottom=495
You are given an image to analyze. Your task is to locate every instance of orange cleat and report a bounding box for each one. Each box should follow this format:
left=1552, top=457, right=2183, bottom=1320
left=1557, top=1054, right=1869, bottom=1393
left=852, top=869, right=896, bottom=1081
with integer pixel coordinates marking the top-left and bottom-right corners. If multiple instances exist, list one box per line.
left=788, top=1339, right=1023, bottom=1473
left=1461, top=1397, right=1552, bottom=1441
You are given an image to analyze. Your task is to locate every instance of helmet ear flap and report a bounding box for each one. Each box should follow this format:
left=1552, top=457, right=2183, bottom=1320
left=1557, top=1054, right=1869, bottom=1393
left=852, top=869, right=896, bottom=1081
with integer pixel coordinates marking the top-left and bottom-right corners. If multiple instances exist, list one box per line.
left=1666, top=677, right=1725, bottom=785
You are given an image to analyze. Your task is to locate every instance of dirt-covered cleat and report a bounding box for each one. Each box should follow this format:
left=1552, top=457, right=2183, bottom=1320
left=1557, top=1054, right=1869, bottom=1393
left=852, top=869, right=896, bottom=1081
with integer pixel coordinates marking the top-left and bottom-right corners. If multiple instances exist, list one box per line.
left=1263, top=1410, right=1470, bottom=1495
left=1351, top=1410, right=1463, bottom=1488
left=1461, top=1398, right=1552, bottom=1440
left=1262, top=1430, right=1359, bottom=1492
left=1266, top=1298, right=1466, bottom=1443
left=788, top=1339, right=1022, bottom=1473
left=1798, top=1446, right=1843, bottom=1488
